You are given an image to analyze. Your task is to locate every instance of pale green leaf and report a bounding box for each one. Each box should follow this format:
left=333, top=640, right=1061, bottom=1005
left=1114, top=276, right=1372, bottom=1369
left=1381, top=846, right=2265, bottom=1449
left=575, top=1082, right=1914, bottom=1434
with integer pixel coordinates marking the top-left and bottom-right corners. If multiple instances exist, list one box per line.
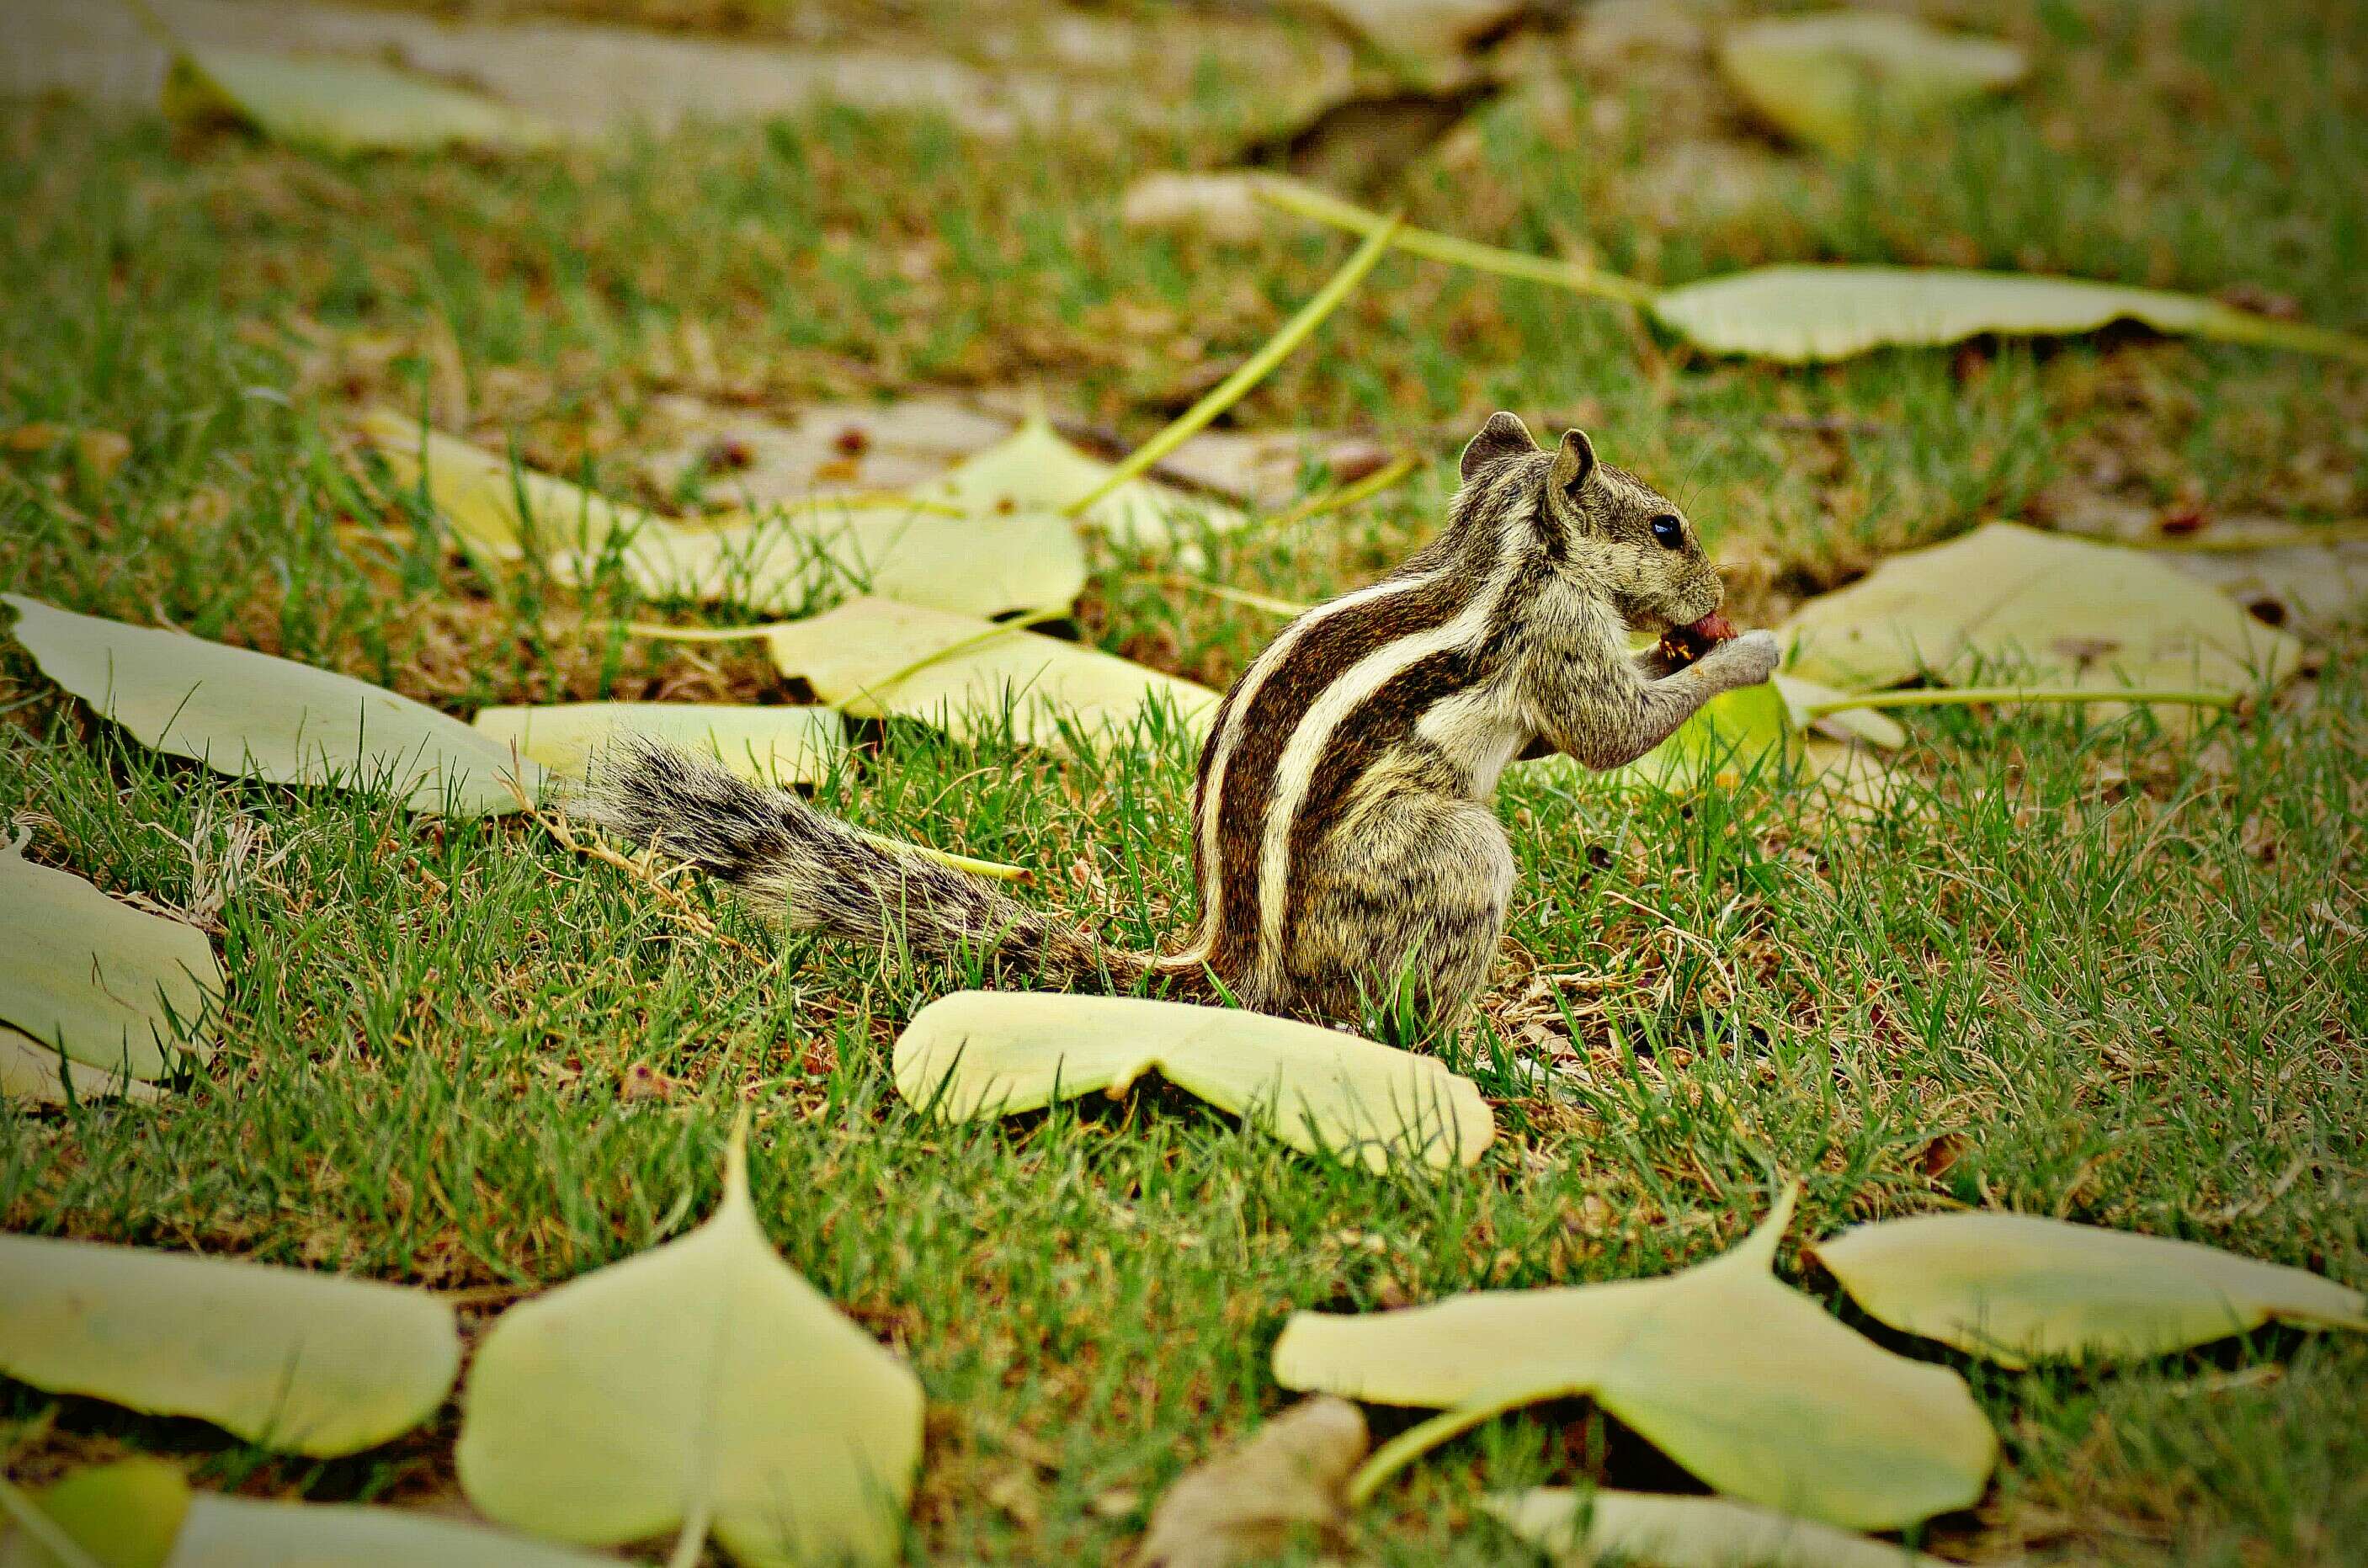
left=0, top=1236, right=460, bottom=1457
left=1482, top=1488, right=1951, bottom=1568
left=168, top=1496, right=619, bottom=1566
left=475, top=704, right=847, bottom=787
left=1652, top=266, right=2368, bottom=364
left=1716, top=12, right=2025, bottom=155
left=1, top=1023, right=164, bottom=1108
left=1778, top=523, right=2301, bottom=728
left=363, top=411, right=1086, bottom=618
left=1811, top=1211, right=2368, bottom=1368
left=4, top=595, right=540, bottom=817
left=577, top=505, right=1088, bottom=620
left=1271, top=1187, right=1996, bottom=1530
left=929, top=416, right=1243, bottom=552
left=1772, top=672, right=1907, bottom=749
left=750, top=595, right=1221, bottom=755
left=894, top=991, right=1495, bottom=1174
left=455, top=1124, right=924, bottom=1566
left=0, top=837, right=219, bottom=1082
left=1611, top=680, right=1795, bottom=792
left=162, top=49, right=555, bottom=154
left=0, top=1458, right=187, bottom=1568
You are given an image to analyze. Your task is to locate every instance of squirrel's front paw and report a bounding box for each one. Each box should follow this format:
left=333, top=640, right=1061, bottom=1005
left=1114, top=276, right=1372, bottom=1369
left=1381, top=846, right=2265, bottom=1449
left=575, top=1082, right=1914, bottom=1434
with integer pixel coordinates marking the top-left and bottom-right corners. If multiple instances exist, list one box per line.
left=1710, top=630, right=1780, bottom=687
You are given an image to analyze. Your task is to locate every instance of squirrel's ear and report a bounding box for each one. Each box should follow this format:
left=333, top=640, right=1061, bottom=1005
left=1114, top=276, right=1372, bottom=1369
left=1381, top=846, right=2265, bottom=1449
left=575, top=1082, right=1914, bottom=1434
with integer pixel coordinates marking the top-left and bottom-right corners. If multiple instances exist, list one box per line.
left=1460, top=411, right=1537, bottom=481
left=1550, top=428, right=1599, bottom=497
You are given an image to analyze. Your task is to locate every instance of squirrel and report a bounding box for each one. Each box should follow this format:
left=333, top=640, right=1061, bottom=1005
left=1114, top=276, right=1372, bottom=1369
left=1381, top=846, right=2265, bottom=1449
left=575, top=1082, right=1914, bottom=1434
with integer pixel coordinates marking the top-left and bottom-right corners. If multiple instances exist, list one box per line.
left=578, top=412, right=1780, bottom=1026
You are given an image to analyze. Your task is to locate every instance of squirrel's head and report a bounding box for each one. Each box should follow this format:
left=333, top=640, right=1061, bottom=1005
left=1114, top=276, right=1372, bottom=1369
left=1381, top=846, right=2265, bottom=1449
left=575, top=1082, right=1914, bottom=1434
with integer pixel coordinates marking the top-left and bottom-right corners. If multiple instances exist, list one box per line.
left=1458, top=411, right=1723, bottom=633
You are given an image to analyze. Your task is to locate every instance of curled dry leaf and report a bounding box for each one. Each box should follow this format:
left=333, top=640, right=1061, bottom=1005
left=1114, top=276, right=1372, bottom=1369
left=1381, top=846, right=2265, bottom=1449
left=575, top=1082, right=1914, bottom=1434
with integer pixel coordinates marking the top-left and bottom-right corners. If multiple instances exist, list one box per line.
left=894, top=992, right=1494, bottom=1173
left=1137, top=1396, right=1368, bottom=1568
left=455, top=1120, right=924, bottom=1566
left=1272, top=1187, right=1996, bottom=1530
left=162, top=46, right=556, bottom=154
left=475, top=703, right=848, bottom=787
left=0, top=1236, right=460, bottom=1457
left=4, top=595, right=540, bottom=817
left=0, top=1458, right=615, bottom=1568
left=1482, top=1488, right=1954, bottom=1568
left=1811, top=1211, right=2368, bottom=1368
left=1716, top=11, right=2026, bottom=155
left=727, top=596, right=1221, bottom=756
left=0, top=835, right=220, bottom=1083
left=1780, top=522, right=2301, bottom=726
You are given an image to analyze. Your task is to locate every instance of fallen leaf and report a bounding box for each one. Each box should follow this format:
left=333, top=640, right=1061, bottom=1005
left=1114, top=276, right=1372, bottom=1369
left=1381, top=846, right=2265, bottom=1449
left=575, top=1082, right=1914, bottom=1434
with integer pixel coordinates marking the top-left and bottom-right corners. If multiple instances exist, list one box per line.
left=365, top=412, right=1084, bottom=619
left=0, top=1459, right=616, bottom=1568
left=1650, top=265, right=2368, bottom=364
left=1810, top=1211, right=2368, bottom=1367
left=727, top=595, right=1221, bottom=756
left=455, top=1119, right=924, bottom=1566
left=929, top=416, right=1243, bottom=553
left=0, top=1022, right=165, bottom=1108
left=641, top=398, right=1014, bottom=508
left=574, top=503, right=1087, bottom=621
left=893, top=991, right=1495, bottom=1173
left=5, top=596, right=540, bottom=817
left=1773, top=672, right=1907, bottom=748
left=1138, top=1396, right=1369, bottom=1568
left=1716, top=12, right=2026, bottom=155
left=474, top=703, right=848, bottom=786
left=1778, top=523, right=2301, bottom=723
left=0, top=833, right=220, bottom=1082
left=0, top=1235, right=460, bottom=1456
left=1612, top=680, right=1795, bottom=793
left=1306, top=0, right=1525, bottom=88
left=162, top=47, right=556, bottom=153
left=0, top=1456, right=188, bottom=1568
left=1482, top=1488, right=1954, bottom=1567
left=1271, top=1187, right=1996, bottom=1530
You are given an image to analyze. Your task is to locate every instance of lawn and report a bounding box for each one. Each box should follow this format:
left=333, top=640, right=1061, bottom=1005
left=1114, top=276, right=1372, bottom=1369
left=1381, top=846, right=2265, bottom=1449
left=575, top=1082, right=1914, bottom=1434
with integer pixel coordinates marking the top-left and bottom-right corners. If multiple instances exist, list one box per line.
left=2, top=1, right=2364, bottom=1562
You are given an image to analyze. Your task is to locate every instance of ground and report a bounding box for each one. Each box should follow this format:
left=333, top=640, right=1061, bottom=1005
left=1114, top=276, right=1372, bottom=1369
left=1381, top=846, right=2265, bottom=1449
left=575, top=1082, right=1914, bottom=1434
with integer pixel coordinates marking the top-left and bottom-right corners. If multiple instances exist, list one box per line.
left=2, top=0, right=2364, bottom=1563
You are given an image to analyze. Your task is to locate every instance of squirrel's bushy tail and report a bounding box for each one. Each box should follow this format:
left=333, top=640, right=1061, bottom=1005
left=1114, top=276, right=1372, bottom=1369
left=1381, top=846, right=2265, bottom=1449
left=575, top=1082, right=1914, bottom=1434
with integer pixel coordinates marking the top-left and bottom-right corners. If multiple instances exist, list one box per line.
left=574, top=736, right=1180, bottom=992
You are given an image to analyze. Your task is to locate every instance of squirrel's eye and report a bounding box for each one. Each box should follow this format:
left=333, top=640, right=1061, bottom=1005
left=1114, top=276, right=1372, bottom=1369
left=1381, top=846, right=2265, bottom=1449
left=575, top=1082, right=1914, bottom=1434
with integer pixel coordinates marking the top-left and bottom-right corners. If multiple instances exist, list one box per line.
left=1649, top=515, right=1684, bottom=550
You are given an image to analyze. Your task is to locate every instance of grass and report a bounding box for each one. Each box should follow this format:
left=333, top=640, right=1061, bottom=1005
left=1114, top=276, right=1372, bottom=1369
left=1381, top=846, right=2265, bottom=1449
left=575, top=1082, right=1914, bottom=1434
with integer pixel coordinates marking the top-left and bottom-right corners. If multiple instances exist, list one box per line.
left=3, top=0, right=2365, bottom=1560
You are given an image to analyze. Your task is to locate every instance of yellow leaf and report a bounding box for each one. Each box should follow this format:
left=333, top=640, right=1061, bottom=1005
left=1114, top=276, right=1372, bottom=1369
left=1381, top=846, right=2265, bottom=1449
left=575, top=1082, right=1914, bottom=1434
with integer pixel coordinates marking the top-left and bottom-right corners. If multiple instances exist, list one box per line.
left=1, top=1023, right=164, bottom=1108
left=363, top=411, right=1085, bottom=619
left=1811, top=1211, right=2368, bottom=1368
left=0, top=1457, right=188, bottom=1568
left=162, top=48, right=555, bottom=154
left=1482, top=1488, right=1955, bottom=1568
left=748, top=595, right=1221, bottom=755
left=894, top=992, right=1494, bottom=1174
left=474, top=703, right=847, bottom=787
left=930, top=416, right=1243, bottom=553
left=1716, top=12, right=2026, bottom=155
left=455, top=1122, right=924, bottom=1566
left=0, top=837, right=219, bottom=1082
left=1779, top=523, right=2301, bottom=724
left=1271, top=1187, right=1995, bottom=1530
left=5, top=595, right=540, bottom=817
left=0, top=1237, right=460, bottom=1457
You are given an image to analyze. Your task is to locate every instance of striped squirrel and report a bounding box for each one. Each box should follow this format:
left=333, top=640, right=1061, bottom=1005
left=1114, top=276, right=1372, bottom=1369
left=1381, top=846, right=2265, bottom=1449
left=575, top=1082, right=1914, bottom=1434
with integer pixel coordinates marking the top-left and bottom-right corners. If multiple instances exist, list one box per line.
left=580, top=412, right=1779, bottom=1025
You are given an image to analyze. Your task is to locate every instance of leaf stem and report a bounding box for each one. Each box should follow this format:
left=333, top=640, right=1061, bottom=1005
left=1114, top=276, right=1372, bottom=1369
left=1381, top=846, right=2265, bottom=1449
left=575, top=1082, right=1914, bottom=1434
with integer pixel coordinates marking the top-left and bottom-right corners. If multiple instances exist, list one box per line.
left=1156, top=577, right=1310, bottom=619
left=1254, top=178, right=1663, bottom=310
left=1796, top=686, right=2241, bottom=717
left=1261, top=453, right=1418, bottom=530
left=1065, top=211, right=1404, bottom=518
left=868, top=606, right=1072, bottom=698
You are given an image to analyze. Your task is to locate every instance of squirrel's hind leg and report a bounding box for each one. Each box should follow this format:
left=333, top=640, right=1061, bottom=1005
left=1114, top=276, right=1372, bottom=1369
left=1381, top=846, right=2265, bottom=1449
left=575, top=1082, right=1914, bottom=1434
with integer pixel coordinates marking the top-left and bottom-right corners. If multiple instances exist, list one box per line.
left=1277, top=798, right=1514, bottom=1030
